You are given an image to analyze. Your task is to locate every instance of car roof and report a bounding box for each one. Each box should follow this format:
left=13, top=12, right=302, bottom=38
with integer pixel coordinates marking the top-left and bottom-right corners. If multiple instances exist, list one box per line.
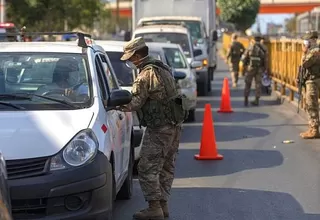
left=134, top=25, right=189, bottom=34
left=139, top=16, right=202, bottom=22
left=0, top=41, right=104, bottom=54
left=146, top=42, right=180, bottom=50
left=95, top=40, right=125, bottom=52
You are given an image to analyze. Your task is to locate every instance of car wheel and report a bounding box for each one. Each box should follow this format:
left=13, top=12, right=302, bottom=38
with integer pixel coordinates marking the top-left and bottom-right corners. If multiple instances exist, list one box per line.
left=116, top=148, right=134, bottom=200
left=197, top=82, right=207, bottom=96
left=186, top=109, right=196, bottom=122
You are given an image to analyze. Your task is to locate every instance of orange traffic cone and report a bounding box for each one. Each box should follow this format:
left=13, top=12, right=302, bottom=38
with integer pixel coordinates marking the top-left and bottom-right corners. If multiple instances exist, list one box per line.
left=194, top=104, right=223, bottom=160
left=218, top=77, right=233, bottom=113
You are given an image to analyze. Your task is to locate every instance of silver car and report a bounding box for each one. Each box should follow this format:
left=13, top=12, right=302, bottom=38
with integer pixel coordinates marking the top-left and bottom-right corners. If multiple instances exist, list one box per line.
left=147, top=42, right=200, bottom=122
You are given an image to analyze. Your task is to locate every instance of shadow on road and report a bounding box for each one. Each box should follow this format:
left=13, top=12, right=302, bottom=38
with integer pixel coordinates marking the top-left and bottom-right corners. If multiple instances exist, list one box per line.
left=191, top=111, right=269, bottom=123
left=168, top=187, right=320, bottom=220
left=196, top=98, right=280, bottom=109
left=180, top=125, right=270, bottom=143
left=174, top=149, right=283, bottom=178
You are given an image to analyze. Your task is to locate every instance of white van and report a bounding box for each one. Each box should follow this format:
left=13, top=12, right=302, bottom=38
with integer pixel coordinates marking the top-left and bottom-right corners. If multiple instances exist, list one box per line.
left=0, top=34, right=134, bottom=220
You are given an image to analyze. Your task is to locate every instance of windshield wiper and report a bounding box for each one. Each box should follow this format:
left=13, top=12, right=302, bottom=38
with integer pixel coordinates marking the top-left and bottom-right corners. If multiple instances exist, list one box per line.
left=0, top=101, right=26, bottom=110
left=0, top=93, right=79, bottom=109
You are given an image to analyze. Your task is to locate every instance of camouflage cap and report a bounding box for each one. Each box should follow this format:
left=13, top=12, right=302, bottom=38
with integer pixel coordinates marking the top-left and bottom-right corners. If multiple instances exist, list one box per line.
left=302, top=30, right=318, bottom=40
left=120, top=37, right=147, bottom=61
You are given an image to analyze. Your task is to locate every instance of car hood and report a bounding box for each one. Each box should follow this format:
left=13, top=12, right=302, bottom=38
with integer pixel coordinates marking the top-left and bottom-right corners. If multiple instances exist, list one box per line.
left=0, top=110, right=94, bottom=160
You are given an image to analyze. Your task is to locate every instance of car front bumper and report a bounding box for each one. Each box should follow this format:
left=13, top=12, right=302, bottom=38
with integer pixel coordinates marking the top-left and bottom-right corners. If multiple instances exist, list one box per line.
left=8, top=151, right=113, bottom=220
left=181, top=87, right=197, bottom=110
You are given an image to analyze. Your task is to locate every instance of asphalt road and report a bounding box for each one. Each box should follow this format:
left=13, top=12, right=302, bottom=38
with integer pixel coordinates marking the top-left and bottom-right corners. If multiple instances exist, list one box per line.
left=113, top=57, right=320, bottom=220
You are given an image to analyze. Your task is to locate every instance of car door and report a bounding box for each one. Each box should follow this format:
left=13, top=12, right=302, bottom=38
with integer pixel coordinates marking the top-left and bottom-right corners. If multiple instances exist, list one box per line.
left=94, top=54, right=123, bottom=184
left=98, top=53, right=129, bottom=178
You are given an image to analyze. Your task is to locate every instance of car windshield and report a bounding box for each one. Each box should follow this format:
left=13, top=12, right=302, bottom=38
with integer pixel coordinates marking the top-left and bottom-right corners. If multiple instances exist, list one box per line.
left=149, top=51, right=162, bottom=61
left=106, top=51, right=135, bottom=87
left=135, top=32, right=192, bottom=58
left=163, top=47, right=187, bottom=69
left=0, top=27, right=20, bottom=42
left=0, top=53, right=91, bottom=110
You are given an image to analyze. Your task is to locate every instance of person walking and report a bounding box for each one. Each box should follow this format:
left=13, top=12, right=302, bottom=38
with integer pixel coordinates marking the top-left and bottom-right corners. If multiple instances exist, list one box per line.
left=226, top=33, right=245, bottom=87
left=241, top=34, right=266, bottom=106
left=298, top=30, right=320, bottom=139
left=119, top=37, right=184, bottom=219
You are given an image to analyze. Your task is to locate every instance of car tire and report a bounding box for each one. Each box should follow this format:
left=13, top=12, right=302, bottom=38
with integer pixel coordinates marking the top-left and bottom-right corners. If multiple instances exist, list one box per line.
left=116, top=148, right=134, bottom=200
left=198, top=82, right=208, bottom=96
left=186, top=109, right=195, bottom=122
left=133, top=159, right=139, bottom=175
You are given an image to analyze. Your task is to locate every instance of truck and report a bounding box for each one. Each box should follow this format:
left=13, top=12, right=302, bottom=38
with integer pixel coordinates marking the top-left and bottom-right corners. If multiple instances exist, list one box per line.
left=132, top=0, right=218, bottom=89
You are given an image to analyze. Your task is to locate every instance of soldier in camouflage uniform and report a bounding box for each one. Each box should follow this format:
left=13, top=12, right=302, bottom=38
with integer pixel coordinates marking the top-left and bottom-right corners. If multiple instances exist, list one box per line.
left=227, top=33, right=245, bottom=87
left=260, top=36, right=269, bottom=74
left=241, top=34, right=266, bottom=106
left=119, top=37, right=182, bottom=219
left=299, top=31, right=320, bottom=139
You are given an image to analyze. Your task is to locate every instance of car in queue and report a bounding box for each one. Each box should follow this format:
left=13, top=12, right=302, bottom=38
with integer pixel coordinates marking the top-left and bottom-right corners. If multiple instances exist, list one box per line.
left=95, top=40, right=144, bottom=166
left=0, top=152, right=12, bottom=220
left=131, top=24, right=210, bottom=96
left=146, top=42, right=198, bottom=122
left=0, top=33, right=134, bottom=220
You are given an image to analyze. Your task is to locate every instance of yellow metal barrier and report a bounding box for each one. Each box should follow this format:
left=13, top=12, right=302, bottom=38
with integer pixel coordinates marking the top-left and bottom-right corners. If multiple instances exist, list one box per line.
left=221, top=33, right=320, bottom=109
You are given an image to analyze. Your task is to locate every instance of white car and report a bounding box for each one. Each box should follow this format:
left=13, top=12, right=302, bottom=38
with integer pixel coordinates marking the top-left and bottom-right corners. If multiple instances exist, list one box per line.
left=132, top=24, right=210, bottom=96
left=147, top=42, right=199, bottom=121
left=0, top=34, right=134, bottom=220
left=95, top=40, right=144, bottom=164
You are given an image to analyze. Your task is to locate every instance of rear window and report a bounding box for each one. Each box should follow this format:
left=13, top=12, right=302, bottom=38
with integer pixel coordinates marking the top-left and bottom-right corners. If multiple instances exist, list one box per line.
left=106, top=51, right=135, bottom=86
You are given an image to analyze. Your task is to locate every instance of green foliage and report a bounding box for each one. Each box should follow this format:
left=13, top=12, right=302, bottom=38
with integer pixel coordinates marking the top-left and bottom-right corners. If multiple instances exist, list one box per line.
left=6, top=0, right=111, bottom=31
left=218, top=0, right=260, bottom=32
left=285, top=15, right=297, bottom=34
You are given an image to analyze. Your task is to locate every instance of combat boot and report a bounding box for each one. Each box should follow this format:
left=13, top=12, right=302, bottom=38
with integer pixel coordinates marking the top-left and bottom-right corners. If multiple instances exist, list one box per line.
left=244, top=96, right=249, bottom=106
left=160, top=200, right=169, bottom=218
left=133, top=201, right=164, bottom=220
left=250, top=97, right=259, bottom=106
left=300, top=127, right=320, bottom=139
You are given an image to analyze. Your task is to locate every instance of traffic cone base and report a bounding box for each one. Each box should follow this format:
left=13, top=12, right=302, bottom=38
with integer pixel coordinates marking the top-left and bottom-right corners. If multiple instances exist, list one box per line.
left=194, top=103, right=223, bottom=161
left=194, top=153, right=223, bottom=160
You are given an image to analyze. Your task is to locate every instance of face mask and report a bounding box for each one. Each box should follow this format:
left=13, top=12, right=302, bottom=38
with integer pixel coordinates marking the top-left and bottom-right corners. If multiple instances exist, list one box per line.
left=68, top=71, right=80, bottom=86
left=126, top=61, right=137, bottom=70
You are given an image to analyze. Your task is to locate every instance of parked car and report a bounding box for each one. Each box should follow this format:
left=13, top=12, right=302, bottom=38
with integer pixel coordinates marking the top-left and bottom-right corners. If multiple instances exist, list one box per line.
left=96, top=40, right=144, bottom=165
left=146, top=42, right=199, bottom=121
left=0, top=33, right=134, bottom=220
left=0, top=152, right=12, bottom=220
left=131, top=24, right=210, bottom=96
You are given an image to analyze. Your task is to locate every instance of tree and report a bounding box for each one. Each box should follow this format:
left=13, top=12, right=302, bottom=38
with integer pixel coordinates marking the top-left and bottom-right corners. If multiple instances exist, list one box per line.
left=285, top=15, right=297, bottom=34
left=218, top=0, right=260, bottom=33
left=6, top=0, right=110, bottom=32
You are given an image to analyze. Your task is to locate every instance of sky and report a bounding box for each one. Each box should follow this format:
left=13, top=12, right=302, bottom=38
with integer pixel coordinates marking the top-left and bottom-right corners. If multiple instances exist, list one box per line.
left=105, top=0, right=294, bottom=34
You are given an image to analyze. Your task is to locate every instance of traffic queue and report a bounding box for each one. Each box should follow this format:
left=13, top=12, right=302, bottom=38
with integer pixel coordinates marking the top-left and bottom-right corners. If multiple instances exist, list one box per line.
left=0, top=18, right=205, bottom=219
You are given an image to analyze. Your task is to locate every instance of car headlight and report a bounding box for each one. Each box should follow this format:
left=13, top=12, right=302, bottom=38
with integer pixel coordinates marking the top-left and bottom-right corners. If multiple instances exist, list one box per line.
left=50, top=129, right=98, bottom=171
left=179, top=78, right=194, bottom=89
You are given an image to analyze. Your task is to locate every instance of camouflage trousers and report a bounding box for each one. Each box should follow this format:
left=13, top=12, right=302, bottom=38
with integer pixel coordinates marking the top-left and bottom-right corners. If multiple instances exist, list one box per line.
left=138, top=124, right=181, bottom=202
left=305, top=79, right=320, bottom=128
left=229, top=61, right=240, bottom=84
left=244, top=67, right=263, bottom=98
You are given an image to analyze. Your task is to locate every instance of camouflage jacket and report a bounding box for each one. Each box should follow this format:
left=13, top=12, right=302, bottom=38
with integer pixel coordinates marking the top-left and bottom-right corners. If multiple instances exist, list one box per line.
left=241, top=42, right=266, bottom=69
left=302, top=44, right=320, bottom=80
left=227, top=41, right=245, bottom=62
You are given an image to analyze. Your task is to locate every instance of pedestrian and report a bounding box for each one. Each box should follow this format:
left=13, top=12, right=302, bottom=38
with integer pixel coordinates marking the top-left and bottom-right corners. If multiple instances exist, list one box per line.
left=241, top=34, right=266, bottom=106
left=226, top=33, right=245, bottom=87
left=118, top=37, right=184, bottom=219
left=298, top=30, right=320, bottom=139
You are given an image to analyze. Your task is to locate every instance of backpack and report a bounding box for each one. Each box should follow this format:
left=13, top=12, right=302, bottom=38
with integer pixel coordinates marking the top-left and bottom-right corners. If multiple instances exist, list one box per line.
left=230, top=41, right=244, bottom=62
left=138, top=59, right=189, bottom=127
left=249, top=43, right=265, bottom=68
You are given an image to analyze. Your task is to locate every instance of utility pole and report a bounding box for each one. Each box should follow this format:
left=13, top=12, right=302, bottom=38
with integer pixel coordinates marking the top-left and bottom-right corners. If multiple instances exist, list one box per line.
left=115, top=0, right=120, bottom=33
left=0, top=0, right=5, bottom=23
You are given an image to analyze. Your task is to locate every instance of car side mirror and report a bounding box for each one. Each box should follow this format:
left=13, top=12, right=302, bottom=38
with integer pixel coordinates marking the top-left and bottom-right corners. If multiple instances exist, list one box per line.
left=190, top=60, right=202, bottom=69
left=173, top=71, right=186, bottom=81
left=106, top=89, right=132, bottom=110
left=193, top=49, right=203, bottom=57
left=211, top=30, right=218, bottom=42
